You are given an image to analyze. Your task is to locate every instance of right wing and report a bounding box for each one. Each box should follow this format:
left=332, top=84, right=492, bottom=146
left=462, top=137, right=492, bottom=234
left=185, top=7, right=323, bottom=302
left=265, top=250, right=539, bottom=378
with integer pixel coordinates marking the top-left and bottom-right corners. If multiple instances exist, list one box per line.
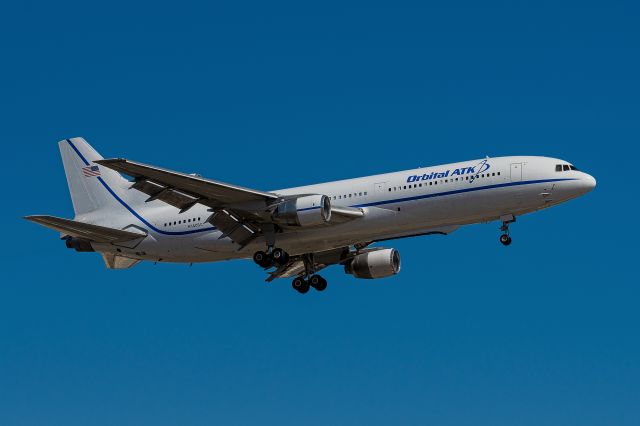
left=24, top=215, right=146, bottom=243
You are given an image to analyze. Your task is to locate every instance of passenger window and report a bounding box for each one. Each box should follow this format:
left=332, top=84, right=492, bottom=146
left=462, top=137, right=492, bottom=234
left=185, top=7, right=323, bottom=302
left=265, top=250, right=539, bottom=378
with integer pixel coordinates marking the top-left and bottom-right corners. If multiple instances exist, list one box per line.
left=364, top=192, right=367, bottom=195
left=403, top=186, right=407, bottom=189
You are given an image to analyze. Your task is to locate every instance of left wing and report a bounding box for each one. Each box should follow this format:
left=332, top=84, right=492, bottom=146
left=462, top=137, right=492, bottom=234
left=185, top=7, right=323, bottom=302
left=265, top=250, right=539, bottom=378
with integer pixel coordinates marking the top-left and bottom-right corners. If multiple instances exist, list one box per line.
left=95, top=158, right=278, bottom=211
left=97, top=157, right=365, bottom=247
left=96, top=158, right=284, bottom=247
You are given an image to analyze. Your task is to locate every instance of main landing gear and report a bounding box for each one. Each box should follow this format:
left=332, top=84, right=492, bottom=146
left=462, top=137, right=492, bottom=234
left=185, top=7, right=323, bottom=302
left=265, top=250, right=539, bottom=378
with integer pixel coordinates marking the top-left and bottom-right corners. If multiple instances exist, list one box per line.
left=253, top=247, right=290, bottom=268
left=499, top=214, right=516, bottom=246
left=292, top=274, right=327, bottom=294
left=291, top=253, right=328, bottom=294
left=254, top=248, right=328, bottom=294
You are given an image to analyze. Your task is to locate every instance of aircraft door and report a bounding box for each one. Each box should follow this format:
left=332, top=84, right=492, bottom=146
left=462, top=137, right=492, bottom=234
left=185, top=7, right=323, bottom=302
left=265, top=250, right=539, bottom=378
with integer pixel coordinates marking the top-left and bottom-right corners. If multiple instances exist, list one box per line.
left=374, top=182, right=387, bottom=193
left=510, top=163, right=523, bottom=182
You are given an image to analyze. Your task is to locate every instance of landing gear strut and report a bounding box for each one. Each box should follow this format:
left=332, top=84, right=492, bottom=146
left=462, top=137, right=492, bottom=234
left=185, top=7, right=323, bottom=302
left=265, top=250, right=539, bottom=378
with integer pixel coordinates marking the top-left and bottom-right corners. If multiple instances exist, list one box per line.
left=499, top=214, right=516, bottom=246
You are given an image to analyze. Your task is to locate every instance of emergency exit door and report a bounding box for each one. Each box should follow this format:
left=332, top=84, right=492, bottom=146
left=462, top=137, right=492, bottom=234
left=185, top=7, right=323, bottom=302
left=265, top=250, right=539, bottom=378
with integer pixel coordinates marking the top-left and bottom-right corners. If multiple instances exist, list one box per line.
left=510, top=163, right=523, bottom=182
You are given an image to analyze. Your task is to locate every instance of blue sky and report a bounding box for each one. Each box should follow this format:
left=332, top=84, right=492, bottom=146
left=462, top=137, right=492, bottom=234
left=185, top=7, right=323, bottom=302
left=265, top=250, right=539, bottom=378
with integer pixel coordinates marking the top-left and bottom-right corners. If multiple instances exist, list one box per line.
left=1, top=1, right=639, bottom=425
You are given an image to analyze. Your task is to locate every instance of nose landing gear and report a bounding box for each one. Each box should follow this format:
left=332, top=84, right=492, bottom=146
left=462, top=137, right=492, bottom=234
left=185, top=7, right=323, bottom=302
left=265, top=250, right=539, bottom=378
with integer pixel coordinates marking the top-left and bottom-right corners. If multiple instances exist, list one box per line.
left=499, top=233, right=512, bottom=246
left=499, top=214, right=516, bottom=246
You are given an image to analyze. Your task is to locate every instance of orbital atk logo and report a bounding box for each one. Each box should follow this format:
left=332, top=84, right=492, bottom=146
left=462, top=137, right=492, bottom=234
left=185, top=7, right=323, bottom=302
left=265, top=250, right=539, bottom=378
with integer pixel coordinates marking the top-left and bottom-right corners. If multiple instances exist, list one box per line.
left=406, top=159, right=491, bottom=183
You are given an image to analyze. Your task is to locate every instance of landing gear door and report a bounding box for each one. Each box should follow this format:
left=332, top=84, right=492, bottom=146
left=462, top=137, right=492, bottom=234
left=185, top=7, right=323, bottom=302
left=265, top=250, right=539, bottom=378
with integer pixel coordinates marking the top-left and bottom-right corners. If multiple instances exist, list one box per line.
left=510, top=163, right=523, bottom=182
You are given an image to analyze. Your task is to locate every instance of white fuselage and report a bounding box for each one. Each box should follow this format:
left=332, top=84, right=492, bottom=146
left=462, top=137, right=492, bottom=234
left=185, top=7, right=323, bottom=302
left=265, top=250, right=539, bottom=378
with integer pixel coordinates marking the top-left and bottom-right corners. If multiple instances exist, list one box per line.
left=88, top=156, right=596, bottom=263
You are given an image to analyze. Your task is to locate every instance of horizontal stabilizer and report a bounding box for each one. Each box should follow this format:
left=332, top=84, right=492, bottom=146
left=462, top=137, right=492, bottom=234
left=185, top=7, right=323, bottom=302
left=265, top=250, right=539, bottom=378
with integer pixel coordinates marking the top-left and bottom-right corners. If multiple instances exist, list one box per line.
left=24, top=215, right=146, bottom=243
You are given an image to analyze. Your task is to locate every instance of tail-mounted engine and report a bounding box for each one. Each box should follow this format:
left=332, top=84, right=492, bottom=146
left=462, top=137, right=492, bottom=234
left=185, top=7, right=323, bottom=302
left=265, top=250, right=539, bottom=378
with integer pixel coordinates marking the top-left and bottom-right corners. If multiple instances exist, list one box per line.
left=272, top=195, right=331, bottom=227
left=345, top=248, right=401, bottom=279
left=64, top=237, right=95, bottom=252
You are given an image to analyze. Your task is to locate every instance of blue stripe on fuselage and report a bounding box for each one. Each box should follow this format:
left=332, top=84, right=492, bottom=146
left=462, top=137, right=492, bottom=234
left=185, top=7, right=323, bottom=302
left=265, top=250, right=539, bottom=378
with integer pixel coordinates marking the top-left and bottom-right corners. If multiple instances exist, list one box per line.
left=351, top=178, right=575, bottom=208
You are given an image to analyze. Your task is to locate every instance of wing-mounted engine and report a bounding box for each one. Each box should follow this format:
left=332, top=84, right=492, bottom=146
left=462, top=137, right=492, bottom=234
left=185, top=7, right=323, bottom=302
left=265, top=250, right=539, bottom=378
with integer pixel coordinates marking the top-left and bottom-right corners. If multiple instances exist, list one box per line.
left=344, top=248, right=401, bottom=279
left=271, top=195, right=331, bottom=227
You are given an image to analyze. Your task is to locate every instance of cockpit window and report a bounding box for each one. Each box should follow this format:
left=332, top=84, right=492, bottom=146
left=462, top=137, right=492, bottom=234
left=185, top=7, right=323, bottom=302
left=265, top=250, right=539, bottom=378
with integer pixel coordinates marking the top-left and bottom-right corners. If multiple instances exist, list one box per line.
left=555, top=164, right=562, bottom=172
left=569, top=165, right=579, bottom=171
left=563, top=164, right=570, bottom=171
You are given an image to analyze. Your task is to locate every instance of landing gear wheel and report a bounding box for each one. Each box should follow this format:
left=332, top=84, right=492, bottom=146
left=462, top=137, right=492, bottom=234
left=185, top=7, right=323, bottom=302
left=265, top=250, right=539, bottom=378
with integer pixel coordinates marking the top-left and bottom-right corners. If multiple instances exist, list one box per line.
left=292, top=277, right=310, bottom=294
left=499, top=234, right=512, bottom=246
left=309, top=275, right=327, bottom=292
left=271, top=248, right=290, bottom=265
left=253, top=251, right=273, bottom=268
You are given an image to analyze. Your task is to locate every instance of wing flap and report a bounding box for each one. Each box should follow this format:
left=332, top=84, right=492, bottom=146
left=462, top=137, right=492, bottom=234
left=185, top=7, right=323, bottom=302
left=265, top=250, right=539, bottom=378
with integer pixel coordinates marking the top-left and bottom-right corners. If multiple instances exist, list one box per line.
left=24, top=215, right=146, bottom=243
left=207, top=209, right=259, bottom=247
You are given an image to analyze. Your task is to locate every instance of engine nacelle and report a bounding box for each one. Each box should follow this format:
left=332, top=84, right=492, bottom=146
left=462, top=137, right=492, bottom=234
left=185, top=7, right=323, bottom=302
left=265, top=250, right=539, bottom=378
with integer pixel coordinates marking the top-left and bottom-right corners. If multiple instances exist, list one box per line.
left=65, top=237, right=95, bottom=252
left=272, top=195, right=331, bottom=227
left=345, top=248, right=401, bottom=279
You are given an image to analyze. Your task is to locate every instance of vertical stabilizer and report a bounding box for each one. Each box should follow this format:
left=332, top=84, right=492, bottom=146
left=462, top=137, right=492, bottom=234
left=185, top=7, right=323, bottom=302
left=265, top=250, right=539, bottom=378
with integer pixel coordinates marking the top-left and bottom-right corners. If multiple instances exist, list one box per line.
left=58, top=137, right=132, bottom=216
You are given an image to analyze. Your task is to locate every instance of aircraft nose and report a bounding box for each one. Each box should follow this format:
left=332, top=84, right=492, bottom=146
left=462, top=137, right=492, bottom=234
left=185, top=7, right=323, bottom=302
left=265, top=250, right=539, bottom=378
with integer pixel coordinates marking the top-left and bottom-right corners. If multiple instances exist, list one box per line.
left=581, top=173, right=596, bottom=193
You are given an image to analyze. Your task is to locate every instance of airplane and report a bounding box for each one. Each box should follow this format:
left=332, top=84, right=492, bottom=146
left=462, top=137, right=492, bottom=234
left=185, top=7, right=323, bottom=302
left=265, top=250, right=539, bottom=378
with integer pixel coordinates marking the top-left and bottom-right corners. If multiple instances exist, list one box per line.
left=25, top=138, right=596, bottom=293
